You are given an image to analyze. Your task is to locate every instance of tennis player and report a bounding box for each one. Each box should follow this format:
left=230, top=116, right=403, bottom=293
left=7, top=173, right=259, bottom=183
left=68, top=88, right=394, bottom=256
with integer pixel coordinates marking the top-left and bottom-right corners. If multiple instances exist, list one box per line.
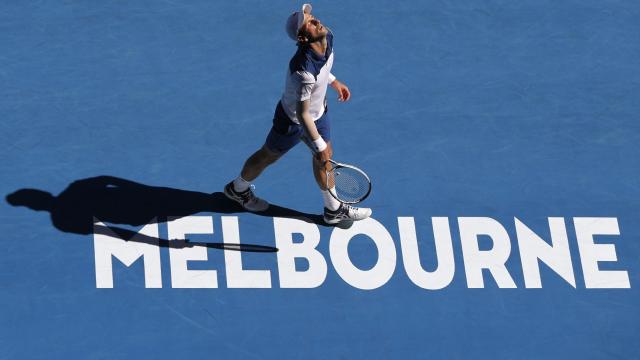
left=224, top=4, right=371, bottom=224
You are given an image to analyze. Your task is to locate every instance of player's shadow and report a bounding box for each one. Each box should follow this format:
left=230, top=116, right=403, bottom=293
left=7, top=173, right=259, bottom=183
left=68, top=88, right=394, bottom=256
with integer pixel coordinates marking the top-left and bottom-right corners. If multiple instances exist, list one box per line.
left=6, top=176, right=351, bottom=252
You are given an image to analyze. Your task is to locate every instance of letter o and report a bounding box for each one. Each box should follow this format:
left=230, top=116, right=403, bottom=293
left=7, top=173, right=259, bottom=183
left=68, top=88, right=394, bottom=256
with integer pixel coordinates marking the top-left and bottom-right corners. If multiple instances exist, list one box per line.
left=329, top=218, right=397, bottom=290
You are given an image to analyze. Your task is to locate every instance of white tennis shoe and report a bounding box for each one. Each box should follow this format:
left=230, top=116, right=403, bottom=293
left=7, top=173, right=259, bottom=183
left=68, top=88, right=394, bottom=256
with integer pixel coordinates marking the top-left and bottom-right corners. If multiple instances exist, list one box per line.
left=224, top=182, right=269, bottom=212
left=323, top=203, right=372, bottom=224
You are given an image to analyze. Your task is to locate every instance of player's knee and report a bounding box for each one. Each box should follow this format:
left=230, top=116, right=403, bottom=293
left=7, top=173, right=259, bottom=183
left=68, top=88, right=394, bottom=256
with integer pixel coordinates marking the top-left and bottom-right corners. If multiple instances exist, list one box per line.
left=263, top=155, right=279, bottom=166
left=258, top=146, right=280, bottom=165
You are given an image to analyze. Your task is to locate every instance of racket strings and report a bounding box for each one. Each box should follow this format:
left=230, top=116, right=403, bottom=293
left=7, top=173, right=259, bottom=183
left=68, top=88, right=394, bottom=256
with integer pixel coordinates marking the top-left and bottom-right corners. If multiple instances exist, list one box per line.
left=331, top=166, right=370, bottom=203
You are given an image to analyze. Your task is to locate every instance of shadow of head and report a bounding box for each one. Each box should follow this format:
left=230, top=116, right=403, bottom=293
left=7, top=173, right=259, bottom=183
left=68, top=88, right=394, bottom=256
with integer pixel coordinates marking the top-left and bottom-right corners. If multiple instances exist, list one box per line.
left=6, top=189, right=55, bottom=211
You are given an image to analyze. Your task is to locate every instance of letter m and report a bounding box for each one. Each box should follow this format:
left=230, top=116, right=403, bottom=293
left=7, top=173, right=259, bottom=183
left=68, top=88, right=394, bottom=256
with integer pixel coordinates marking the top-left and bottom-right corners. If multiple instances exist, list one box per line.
left=93, top=219, right=162, bottom=288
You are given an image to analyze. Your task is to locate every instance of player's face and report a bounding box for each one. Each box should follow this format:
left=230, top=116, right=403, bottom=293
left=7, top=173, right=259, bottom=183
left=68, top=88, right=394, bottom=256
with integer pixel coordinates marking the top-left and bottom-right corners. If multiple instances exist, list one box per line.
left=300, top=14, right=328, bottom=41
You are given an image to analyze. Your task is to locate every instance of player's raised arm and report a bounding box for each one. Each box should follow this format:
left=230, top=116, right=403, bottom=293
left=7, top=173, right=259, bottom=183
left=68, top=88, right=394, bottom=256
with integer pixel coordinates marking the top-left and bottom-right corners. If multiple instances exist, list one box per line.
left=329, top=77, right=351, bottom=102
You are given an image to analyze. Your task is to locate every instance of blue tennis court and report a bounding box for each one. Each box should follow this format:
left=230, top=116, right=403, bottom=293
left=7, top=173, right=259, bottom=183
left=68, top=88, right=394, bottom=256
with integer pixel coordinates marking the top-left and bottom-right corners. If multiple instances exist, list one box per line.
left=1, top=1, right=638, bottom=359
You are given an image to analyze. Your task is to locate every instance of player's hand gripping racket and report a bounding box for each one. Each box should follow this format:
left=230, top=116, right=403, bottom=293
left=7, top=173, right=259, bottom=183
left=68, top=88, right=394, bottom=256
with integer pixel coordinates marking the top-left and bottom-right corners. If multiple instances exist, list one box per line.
left=325, top=159, right=372, bottom=204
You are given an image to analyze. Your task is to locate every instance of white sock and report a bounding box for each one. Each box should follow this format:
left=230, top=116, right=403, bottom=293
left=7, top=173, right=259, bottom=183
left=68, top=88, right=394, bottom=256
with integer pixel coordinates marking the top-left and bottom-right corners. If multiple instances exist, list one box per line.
left=233, top=176, right=251, bottom=192
left=322, top=188, right=341, bottom=211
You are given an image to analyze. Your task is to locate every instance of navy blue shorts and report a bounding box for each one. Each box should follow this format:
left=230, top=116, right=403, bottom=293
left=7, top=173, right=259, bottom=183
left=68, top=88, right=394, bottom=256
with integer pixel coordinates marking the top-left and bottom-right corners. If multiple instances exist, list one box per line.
left=265, top=102, right=331, bottom=155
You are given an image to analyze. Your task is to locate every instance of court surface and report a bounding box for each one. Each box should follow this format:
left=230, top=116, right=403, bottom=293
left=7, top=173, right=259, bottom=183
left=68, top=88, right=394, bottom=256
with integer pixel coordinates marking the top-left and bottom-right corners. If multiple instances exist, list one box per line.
left=1, top=1, right=639, bottom=359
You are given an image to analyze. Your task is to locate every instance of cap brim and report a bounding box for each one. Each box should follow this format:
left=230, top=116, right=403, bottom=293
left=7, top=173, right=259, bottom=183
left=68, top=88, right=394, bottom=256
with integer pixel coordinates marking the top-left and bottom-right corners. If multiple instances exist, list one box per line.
left=297, top=4, right=313, bottom=31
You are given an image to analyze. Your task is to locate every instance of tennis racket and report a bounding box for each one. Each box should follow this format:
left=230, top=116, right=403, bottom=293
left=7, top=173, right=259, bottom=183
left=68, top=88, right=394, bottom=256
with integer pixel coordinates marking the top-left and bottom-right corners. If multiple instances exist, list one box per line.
left=325, top=159, right=372, bottom=204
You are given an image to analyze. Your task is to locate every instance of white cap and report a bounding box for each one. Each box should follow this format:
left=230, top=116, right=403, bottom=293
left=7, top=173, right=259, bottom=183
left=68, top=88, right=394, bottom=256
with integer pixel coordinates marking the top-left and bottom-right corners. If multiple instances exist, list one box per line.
left=285, top=4, right=313, bottom=41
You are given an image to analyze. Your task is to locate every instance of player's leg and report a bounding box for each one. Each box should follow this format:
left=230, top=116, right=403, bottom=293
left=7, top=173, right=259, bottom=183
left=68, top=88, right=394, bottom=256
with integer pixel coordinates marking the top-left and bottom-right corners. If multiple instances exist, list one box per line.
left=311, top=150, right=371, bottom=223
left=240, top=145, right=282, bottom=182
left=224, top=103, right=303, bottom=211
left=311, top=141, right=333, bottom=190
left=224, top=145, right=281, bottom=212
left=303, top=109, right=371, bottom=224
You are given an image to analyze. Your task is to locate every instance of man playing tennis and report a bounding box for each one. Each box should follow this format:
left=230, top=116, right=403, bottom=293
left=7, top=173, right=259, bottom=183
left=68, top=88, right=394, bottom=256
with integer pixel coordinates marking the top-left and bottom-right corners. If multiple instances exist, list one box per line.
left=224, top=4, right=371, bottom=224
